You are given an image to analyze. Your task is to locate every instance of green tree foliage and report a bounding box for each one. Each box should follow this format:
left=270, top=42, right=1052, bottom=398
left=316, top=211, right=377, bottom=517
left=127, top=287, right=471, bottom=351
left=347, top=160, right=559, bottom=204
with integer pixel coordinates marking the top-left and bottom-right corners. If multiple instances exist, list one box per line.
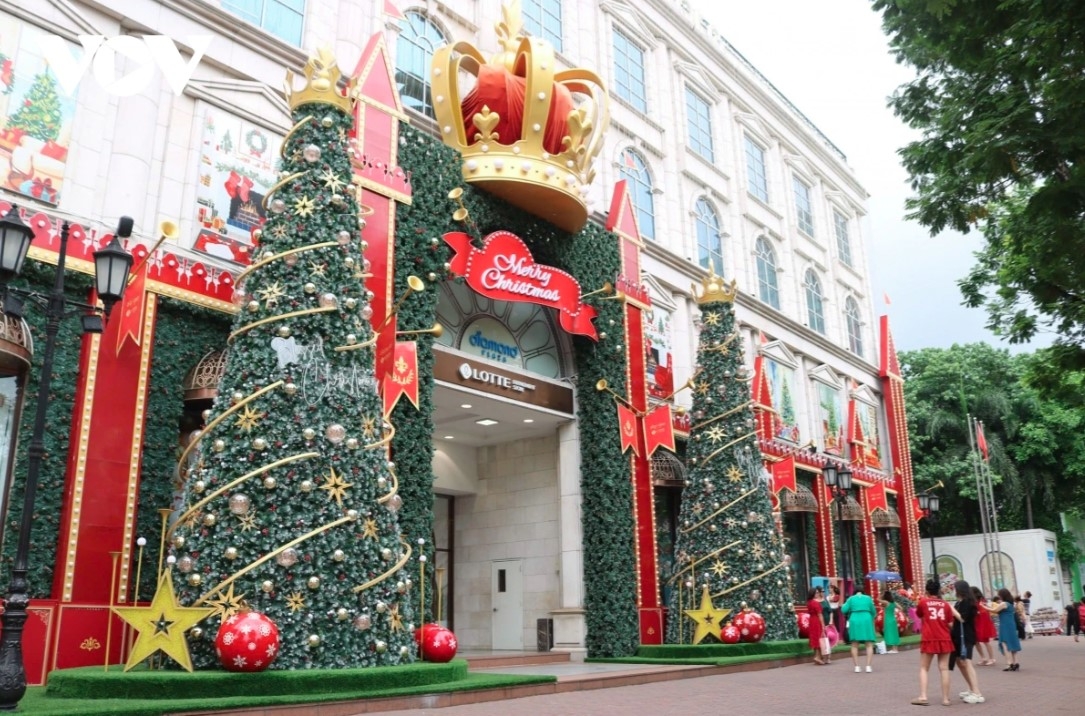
left=873, top=0, right=1085, bottom=367
left=7, top=69, right=63, bottom=141
left=172, top=95, right=416, bottom=669
left=665, top=278, right=793, bottom=643
left=900, top=343, right=1085, bottom=537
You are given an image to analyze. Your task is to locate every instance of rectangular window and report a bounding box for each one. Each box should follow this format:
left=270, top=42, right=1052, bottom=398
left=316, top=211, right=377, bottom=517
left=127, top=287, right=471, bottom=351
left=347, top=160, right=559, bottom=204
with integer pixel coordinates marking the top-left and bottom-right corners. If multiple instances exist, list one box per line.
left=834, top=211, right=852, bottom=267
left=745, top=135, right=768, bottom=203
left=223, top=0, right=304, bottom=45
left=794, top=176, right=814, bottom=236
left=523, top=0, right=564, bottom=52
left=685, top=87, right=714, bottom=162
left=613, top=29, right=647, bottom=113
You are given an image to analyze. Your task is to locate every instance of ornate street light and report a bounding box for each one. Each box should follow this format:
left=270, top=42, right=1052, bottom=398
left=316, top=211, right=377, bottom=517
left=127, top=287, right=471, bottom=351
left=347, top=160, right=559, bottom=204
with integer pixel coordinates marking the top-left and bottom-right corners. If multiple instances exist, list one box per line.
left=824, top=463, right=855, bottom=594
left=918, top=492, right=942, bottom=581
left=0, top=207, right=133, bottom=709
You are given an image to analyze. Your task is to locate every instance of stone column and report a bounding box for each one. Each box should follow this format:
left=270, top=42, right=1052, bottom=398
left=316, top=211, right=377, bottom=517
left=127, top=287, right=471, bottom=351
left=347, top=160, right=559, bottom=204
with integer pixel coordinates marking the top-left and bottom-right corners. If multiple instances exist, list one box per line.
left=551, top=419, right=586, bottom=659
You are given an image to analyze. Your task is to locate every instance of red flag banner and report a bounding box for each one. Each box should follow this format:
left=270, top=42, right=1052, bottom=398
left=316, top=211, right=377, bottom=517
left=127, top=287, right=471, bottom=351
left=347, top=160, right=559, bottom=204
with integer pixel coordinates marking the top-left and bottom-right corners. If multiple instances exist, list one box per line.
left=382, top=341, right=418, bottom=416
left=976, top=423, right=989, bottom=462
left=770, top=456, right=796, bottom=494
left=911, top=496, right=926, bottom=524
left=617, top=403, right=639, bottom=455
left=643, top=404, right=675, bottom=456
left=866, top=481, right=889, bottom=514
left=115, top=263, right=147, bottom=355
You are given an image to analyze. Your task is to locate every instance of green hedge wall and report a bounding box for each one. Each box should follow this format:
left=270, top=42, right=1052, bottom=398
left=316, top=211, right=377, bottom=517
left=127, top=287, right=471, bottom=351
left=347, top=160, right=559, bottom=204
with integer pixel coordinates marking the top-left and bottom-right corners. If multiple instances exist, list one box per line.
left=394, top=124, right=637, bottom=656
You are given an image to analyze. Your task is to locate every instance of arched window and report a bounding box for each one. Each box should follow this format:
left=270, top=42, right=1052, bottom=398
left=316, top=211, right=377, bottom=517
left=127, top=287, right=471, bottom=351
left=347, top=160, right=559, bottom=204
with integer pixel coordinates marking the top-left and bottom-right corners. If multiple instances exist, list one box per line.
left=804, top=269, right=825, bottom=335
left=845, top=296, right=863, bottom=356
left=395, top=12, right=446, bottom=118
left=694, top=198, right=723, bottom=272
left=755, top=237, right=780, bottom=309
left=619, top=148, right=655, bottom=240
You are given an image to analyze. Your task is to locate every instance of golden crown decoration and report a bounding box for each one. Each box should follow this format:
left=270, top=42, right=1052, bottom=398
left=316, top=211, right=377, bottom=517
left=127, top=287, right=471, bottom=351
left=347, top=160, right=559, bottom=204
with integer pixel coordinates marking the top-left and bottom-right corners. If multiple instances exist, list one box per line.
left=694, top=263, right=739, bottom=305
left=285, top=45, right=354, bottom=113
left=430, top=0, right=609, bottom=233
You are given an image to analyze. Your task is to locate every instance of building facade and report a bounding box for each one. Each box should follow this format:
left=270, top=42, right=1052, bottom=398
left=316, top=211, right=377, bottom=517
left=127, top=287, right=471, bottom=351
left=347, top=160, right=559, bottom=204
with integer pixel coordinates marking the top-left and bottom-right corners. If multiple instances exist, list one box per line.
left=0, top=0, right=921, bottom=678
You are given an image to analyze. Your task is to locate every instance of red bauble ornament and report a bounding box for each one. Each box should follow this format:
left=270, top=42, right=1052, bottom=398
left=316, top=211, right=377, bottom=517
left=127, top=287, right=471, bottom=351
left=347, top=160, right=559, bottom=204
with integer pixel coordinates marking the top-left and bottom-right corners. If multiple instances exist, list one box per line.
left=797, top=611, right=812, bottom=638
left=740, top=610, right=766, bottom=643
left=720, top=624, right=742, bottom=644
left=413, top=622, right=458, bottom=663
left=215, top=610, right=280, bottom=672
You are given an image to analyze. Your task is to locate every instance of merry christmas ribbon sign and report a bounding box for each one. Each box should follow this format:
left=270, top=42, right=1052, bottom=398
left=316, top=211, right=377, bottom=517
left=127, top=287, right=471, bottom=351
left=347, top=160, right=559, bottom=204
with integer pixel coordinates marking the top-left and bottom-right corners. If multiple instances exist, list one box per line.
left=443, top=230, right=598, bottom=339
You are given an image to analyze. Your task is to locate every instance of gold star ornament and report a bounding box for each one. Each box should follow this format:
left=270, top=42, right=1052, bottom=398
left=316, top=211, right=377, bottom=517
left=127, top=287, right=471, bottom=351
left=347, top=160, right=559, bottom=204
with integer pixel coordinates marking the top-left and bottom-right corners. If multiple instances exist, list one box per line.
left=319, top=168, right=346, bottom=192
left=684, top=586, right=731, bottom=645
left=726, top=465, right=744, bottom=483
left=235, top=406, right=262, bottom=433
left=206, top=583, right=246, bottom=620
left=286, top=592, right=306, bottom=612
left=703, top=311, right=721, bottom=326
left=361, top=517, right=379, bottom=541
left=320, top=466, right=353, bottom=507
left=112, top=571, right=214, bottom=672
left=293, top=195, right=316, bottom=217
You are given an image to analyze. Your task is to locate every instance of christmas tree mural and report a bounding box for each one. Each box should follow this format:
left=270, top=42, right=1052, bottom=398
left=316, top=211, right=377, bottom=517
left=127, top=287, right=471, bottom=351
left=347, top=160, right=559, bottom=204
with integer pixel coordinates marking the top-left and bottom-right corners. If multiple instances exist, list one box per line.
left=171, top=47, right=417, bottom=669
left=665, top=267, right=794, bottom=643
left=7, top=68, right=62, bottom=141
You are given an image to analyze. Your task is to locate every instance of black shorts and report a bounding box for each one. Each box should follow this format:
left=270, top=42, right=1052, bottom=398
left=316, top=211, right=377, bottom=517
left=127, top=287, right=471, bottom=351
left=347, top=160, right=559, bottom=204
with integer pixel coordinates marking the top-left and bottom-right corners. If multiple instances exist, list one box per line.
left=948, top=640, right=974, bottom=671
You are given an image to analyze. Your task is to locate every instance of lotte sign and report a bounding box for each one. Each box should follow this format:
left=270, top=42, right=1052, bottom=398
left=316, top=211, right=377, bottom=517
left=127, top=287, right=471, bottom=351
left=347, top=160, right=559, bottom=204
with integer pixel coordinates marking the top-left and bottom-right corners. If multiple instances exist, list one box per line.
left=443, top=230, right=599, bottom=339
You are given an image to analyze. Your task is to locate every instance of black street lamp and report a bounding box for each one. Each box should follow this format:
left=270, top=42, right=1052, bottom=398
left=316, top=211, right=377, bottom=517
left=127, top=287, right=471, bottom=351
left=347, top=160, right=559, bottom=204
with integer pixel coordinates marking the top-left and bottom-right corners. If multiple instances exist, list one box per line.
left=0, top=207, right=133, bottom=709
left=824, top=463, right=855, bottom=595
left=918, top=492, right=941, bottom=582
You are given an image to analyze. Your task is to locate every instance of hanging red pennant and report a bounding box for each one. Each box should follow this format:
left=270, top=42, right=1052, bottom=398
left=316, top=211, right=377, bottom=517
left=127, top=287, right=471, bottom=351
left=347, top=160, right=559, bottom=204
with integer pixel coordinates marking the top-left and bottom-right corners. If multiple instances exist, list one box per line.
left=617, top=402, right=639, bottom=455
left=643, top=404, right=675, bottom=456
left=911, top=496, right=926, bottom=524
left=866, top=481, right=889, bottom=514
left=382, top=341, right=418, bottom=415
left=115, top=263, right=147, bottom=355
left=770, top=456, right=796, bottom=494
left=976, top=423, right=989, bottom=462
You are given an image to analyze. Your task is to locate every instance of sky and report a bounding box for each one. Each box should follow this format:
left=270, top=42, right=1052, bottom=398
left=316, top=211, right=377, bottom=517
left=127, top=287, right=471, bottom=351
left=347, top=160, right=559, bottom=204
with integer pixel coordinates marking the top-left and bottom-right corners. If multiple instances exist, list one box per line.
left=689, top=0, right=1018, bottom=353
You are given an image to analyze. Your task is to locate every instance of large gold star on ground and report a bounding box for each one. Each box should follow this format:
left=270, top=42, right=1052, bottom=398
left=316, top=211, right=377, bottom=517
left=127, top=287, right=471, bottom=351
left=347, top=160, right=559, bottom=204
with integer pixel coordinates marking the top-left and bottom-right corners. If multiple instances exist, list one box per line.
left=726, top=465, right=744, bottom=483
left=235, top=406, right=262, bottom=433
left=684, top=586, right=731, bottom=645
left=320, top=466, right=353, bottom=507
left=206, top=583, right=246, bottom=620
left=112, top=571, right=214, bottom=672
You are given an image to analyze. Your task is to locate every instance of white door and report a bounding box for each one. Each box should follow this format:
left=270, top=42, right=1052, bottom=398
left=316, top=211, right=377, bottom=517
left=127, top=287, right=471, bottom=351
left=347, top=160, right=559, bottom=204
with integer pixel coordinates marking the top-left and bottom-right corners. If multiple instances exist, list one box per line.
left=491, top=559, right=523, bottom=650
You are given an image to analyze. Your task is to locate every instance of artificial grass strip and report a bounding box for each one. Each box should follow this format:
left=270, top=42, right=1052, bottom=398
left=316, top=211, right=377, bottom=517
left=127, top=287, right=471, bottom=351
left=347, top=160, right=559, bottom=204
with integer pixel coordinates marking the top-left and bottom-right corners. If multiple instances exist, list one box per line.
left=22, top=671, right=554, bottom=716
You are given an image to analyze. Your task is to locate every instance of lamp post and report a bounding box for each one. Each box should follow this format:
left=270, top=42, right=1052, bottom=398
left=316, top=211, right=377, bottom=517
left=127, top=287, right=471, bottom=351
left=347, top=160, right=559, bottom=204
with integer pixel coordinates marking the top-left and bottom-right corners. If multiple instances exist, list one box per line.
left=918, top=492, right=941, bottom=582
left=0, top=207, right=133, bottom=709
left=823, top=463, right=854, bottom=594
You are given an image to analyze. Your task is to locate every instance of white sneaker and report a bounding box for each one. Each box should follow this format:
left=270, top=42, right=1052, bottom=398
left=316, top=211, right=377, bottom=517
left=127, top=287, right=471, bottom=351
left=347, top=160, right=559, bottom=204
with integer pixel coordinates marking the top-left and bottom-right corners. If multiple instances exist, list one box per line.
left=963, top=694, right=986, bottom=704
left=866, top=666, right=872, bottom=673
left=959, top=692, right=972, bottom=700
left=855, top=666, right=861, bottom=673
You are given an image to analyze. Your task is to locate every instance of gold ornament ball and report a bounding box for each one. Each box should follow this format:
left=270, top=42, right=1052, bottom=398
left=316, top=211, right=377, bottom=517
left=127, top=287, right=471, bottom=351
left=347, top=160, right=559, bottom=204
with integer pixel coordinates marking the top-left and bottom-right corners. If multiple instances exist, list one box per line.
left=375, top=640, right=387, bottom=654
left=375, top=601, right=387, bottom=613
left=344, top=297, right=358, bottom=310
left=191, top=627, right=203, bottom=639
left=283, top=382, right=298, bottom=395
left=252, top=229, right=262, bottom=241
left=346, top=509, right=359, bottom=521
left=202, top=513, right=216, bottom=527
left=232, top=391, right=244, bottom=403
left=193, top=480, right=206, bottom=494
left=345, top=437, right=359, bottom=450
left=345, top=334, right=357, bottom=345
left=247, top=300, right=260, bottom=313
left=380, top=547, right=393, bottom=561
left=308, top=634, right=322, bottom=647
left=357, top=216, right=367, bottom=229
left=336, top=608, right=349, bottom=621
left=201, top=409, right=212, bottom=421
left=284, top=253, right=298, bottom=267
left=300, top=480, right=313, bottom=492
left=333, top=549, right=346, bottom=562
left=302, top=427, right=317, bottom=441
left=212, top=438, right=226, bottom=453
left=343, top=257, right=355, bottom=269
left=224, top=547, right=238, bottom=560
left=261, top=580, right=274, bottom=593
left=304, top=282, right=317, bottom=294
left=427, top=272, right=438, bottom=281
left=396, top=581, right=407, bottom=594
left=172, top=535, right=185, bottom=549
left=186, top=573, right=202, bottom=587
left=277, top=325, right=291, bottom=338
left=252, top=437, right=268, bottom=451
left=399, top=645, right=410, bottom=657
left=321, top=115, right=334, bottom=128
left=360, top=240, right=369, bottom=251
left=307, top=576, right=320, bottom=590
left=377, top=476, right=388, bottom=490
left=263, top=476, right=277, bottom=489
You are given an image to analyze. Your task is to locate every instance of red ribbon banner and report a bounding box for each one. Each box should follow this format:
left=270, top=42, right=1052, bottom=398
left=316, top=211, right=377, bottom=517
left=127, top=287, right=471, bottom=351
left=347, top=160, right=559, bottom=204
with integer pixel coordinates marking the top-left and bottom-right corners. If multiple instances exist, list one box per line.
left=382, top=340, right=419, bottom=416
left=643, top=404, right=676, bottom=456
left=617, top=403, right=639, bottom=455
left=115, top=264, right=147, bottom=355
left=771, top=456, right=796, bottom=494
left=443, top=230, right=598, bottom=339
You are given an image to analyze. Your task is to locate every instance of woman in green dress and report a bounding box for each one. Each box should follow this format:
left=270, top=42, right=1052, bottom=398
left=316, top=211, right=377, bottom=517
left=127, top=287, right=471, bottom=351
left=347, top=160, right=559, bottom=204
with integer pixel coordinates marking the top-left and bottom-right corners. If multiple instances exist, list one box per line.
left=880, top=590, right=901, bottom=653
left=842, top=586, right=879, bottom=672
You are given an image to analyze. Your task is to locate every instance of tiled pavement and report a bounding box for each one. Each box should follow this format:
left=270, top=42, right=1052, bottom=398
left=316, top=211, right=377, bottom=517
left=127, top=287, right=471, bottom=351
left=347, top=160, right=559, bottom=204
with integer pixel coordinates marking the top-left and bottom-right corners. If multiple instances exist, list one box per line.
left=363, top=634, right=1085, bottom=715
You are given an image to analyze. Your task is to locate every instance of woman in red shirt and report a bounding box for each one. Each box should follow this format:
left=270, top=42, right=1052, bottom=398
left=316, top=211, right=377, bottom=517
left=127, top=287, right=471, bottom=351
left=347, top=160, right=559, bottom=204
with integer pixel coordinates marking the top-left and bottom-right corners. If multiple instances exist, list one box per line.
left=806, top=587, right=827, bottom=665
left=913, top=578, right=961, bottom=706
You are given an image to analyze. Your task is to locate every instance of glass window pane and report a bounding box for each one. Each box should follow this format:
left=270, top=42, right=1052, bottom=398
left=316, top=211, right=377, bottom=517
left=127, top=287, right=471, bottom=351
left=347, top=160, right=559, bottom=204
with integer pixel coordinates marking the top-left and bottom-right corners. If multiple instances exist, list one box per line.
left=620, top=149, right=655, bottom=240
left=685, top=88, right=713, bottom=161
left=396, top=12, right=446, bottom=118
left=745, top=136, right=768, bottom=203
left=794, top=177, right=814, bottom=236
left=804, top=269, right=825, bottom=334
left=694, top=198, right=723, bottom=272
left=756, top=237, right=779, bottom=309
left=834, top=211, right=852, bottom=266
left=846, top=297, right=863, bottom=356
left=523, top=0, right=563, bottom=52
left=613, top=29, right=647, bottom=113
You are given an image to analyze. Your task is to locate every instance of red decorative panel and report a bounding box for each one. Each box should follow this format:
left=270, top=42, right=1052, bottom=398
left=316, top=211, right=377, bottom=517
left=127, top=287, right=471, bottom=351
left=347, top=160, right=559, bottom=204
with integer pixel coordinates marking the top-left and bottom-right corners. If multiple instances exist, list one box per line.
left=23, top=600, right=57, bottom=685
left=52, top=605, right=124, bottom=671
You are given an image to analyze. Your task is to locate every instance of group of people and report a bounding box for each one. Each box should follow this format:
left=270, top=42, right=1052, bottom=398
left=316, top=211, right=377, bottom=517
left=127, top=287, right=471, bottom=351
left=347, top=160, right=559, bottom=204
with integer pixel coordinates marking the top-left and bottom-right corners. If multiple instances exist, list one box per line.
left=1063, top=596, right=1085, bottom=640
left=914, top=579, right=1024, bottom=706
left=803, top=579, right=1029, bottom=707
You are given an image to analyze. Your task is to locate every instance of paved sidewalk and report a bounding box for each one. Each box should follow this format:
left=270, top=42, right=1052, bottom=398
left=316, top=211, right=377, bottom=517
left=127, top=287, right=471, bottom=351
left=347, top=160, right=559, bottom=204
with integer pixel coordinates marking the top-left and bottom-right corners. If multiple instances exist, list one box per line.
left=366, top=635, right=1085, bottom=715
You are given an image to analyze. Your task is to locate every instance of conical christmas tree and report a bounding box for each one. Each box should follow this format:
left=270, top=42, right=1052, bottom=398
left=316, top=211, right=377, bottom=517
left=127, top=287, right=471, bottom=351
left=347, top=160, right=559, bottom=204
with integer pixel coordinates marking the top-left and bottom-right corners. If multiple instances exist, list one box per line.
left=8, top=69, right=62, bottom=141
left=172, top=48, right=416, bottom=669
left=665, top=267, right=794, bottom=643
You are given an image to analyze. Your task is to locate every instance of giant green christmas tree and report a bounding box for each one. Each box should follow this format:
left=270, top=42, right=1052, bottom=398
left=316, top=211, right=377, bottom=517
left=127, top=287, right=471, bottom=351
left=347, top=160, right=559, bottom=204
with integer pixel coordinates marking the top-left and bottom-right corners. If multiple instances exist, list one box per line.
left=7, top=69, right=62, bottom=141
left=665, top=267, right=794, bottom=643
left=171, top=48, right=416, bottom=669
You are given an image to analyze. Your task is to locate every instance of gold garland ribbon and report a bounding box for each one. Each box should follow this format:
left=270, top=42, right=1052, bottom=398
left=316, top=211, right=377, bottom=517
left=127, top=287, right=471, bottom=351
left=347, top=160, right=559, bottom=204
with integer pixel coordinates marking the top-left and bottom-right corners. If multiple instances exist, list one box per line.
left=353, top=537, right=413, bottom=594
left=176, top=381, right=286, bottom=475
left=667, top=540, right=742, bottom=585
left=228, top=305, right=339, bottom=343
left=712, top=561, right=789, bottom=600
left=236, top=241, right=341, bottom=284
left=261, top=171, right=310, bottom=211
left=280, top=115, right=314, bottom=158
left=679, top=487, right=758, bottom=535
left=333, top=330, right=379, bottom=352
left=692, top=400, right=755, bottom=432
left=377, top=465, right=399, bottom=505
left=698, top=431, right=757, bottom=466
